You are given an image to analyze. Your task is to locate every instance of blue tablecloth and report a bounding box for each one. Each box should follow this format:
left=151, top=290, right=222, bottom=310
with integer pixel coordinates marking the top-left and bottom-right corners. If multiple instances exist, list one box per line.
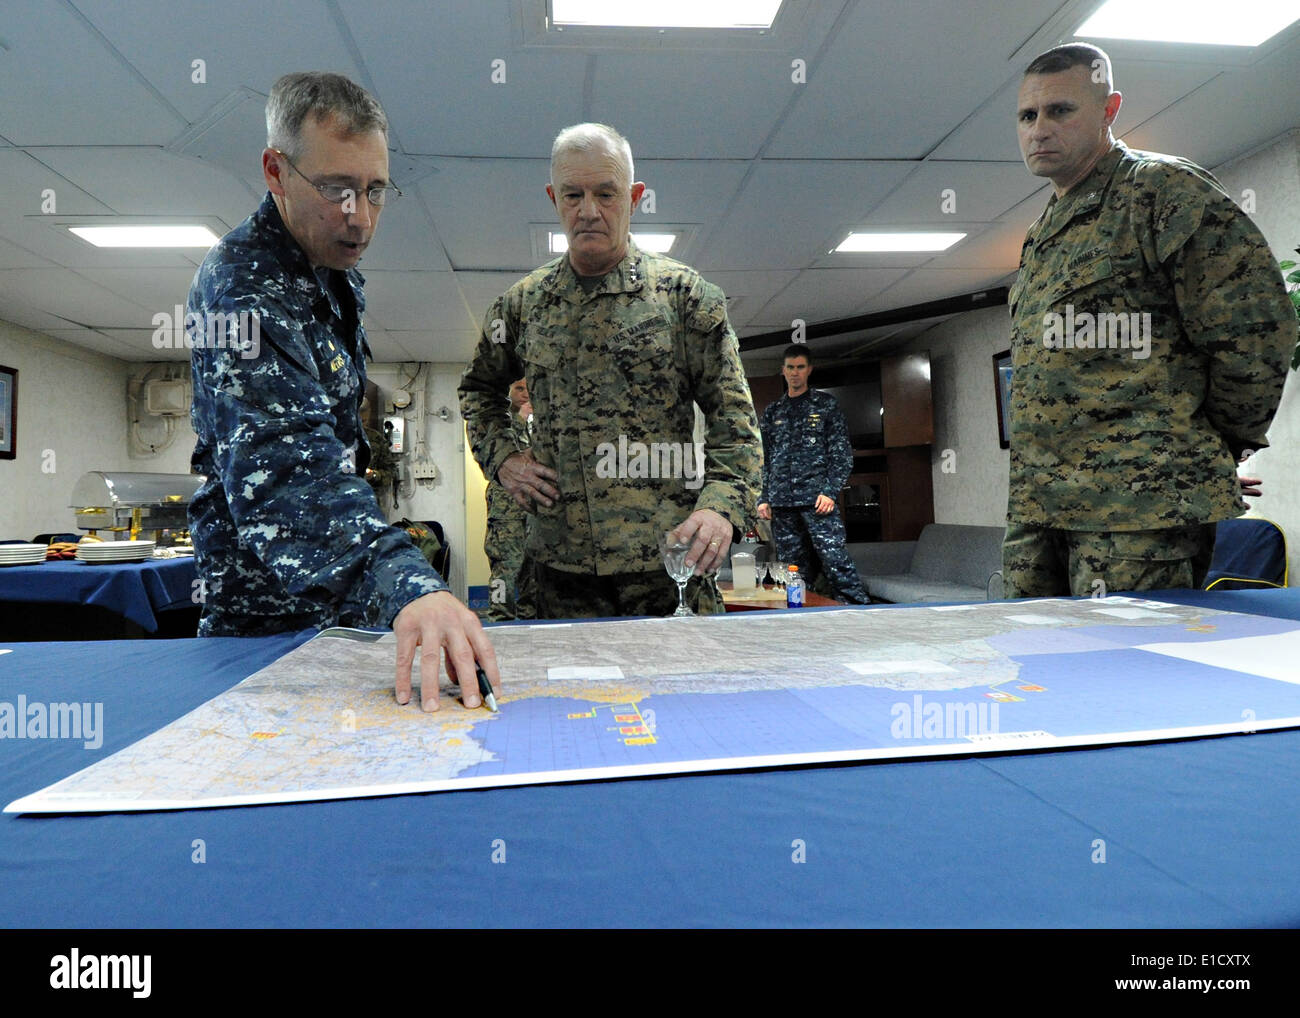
left=0, top=557, right=197, bottom=632
left=2, top=588, right=1299, bottom=927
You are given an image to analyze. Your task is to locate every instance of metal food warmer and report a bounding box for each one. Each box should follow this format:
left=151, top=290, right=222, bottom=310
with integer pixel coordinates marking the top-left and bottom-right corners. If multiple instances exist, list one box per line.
left=69, top=471, right=205, bottom=543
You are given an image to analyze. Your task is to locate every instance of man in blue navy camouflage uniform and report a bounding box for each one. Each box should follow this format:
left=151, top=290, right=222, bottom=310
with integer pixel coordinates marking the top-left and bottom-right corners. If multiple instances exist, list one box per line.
left=757, top=345, right=869, bottom=604
left=188, top=71, right=499, bottom=711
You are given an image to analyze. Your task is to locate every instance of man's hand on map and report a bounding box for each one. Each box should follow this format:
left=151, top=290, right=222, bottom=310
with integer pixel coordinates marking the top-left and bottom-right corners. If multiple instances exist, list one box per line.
left=393, top=591, right=501, bottom=712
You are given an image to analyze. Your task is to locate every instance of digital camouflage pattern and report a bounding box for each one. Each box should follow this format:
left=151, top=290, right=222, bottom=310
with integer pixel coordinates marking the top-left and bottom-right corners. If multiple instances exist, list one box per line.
left=1002, top=520, right=1216, bottom=598
left=1006, top=141, right=1296, bottom=531
left=770, top=507, right=869, bottom=604
left=484, top=411, right=534, bottom=620
left=760, top=388, right=867, bottom=603
left=459, top=241, right=762, bottom=587
left=189, top=193, right=447, bottom=637
left=759, top=389, right=854, bottom=507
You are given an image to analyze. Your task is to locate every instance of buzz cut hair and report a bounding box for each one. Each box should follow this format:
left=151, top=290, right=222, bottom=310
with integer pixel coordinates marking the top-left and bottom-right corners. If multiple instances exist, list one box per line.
left=781, top=344, right=812, bottom=366
left=550, top=123, right=634, bottom=187
left=266, top=71, right=388, bottom=161
left=1024, top=43, right=1113, bottom=96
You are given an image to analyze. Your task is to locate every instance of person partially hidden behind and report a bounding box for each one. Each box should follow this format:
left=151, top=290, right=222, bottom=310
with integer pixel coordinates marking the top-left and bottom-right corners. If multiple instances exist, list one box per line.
left=188, top=71, right=499, bottom=710
left=483, top=378, right=536, bottom=621
left=757, top=344, right=869, bottom=604
left=1003, top=43, right=1295, bottom=597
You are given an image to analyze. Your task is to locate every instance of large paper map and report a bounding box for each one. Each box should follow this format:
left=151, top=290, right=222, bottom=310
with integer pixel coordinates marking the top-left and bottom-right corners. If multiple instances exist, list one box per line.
left=8, top=596, right=1300, bottom=813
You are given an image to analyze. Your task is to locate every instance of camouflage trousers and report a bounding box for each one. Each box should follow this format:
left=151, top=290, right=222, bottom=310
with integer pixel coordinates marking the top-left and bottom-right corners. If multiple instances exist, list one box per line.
left=484, top=482, right=536, bottom=621
left=771, top=506, right=869, bottom=604
left=1001, top=521, right=1217, bottom=599
left=523, top=557, right=725, bottom=620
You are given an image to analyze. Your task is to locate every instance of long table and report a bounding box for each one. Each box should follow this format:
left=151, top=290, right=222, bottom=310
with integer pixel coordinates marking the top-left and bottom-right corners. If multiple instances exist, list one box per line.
left=0, top=556, right=198, bottom=639
left=2, top=588, right=1299, bottom=928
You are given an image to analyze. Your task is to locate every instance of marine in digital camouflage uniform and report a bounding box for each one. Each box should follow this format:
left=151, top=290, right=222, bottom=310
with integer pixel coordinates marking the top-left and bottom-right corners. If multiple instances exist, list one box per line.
left=459, top=124, right=761, bottom=620
left=484, top=384, right=535, bottom=621
left=758, top=345, right=868, bottom=604
left=1004, top=45, right=1296, bottom=598
left=188, top=75, right=450, bottom=637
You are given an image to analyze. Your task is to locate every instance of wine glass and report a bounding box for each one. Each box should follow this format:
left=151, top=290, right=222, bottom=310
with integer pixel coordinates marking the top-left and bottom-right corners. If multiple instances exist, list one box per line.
left=772, top=560, right=786, bottom=587
left=658, top=532, right=695, bottom=617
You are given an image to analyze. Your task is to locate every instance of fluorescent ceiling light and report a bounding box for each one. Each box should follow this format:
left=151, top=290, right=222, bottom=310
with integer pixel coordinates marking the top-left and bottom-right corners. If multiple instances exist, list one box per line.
left=628, top=233, right=677, bottom=253
left=835, top=232, right=966, bottom=253
left=550, top=232, right=677, bottom=253
left=69, top=225, right=221, bottom=248
left=552, top=0, right=783, bottom=29
left=1076, top=0, right=1300, bottom=47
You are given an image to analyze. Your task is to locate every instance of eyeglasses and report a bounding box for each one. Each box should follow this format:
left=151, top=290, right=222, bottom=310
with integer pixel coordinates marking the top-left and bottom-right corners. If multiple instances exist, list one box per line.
left=273, top=149, right=402, bottom=207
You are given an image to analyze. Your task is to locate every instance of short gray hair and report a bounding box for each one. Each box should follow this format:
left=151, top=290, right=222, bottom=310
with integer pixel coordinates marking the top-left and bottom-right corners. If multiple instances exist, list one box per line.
left=266, top=72, right=388, bottom=160
left=550, top=123, right=634, bottom=186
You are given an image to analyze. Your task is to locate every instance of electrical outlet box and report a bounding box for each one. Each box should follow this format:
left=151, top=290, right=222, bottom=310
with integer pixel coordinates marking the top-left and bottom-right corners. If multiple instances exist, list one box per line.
left=144, top=379, right=192, bottom=417
left=412, top=462, right=438, bottom=481
left=383, top=416, right=405, bottom=454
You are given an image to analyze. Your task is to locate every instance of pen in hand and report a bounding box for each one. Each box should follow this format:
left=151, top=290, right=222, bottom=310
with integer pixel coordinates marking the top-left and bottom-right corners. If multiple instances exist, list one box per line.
left=475, top=665, right=499, bottom=713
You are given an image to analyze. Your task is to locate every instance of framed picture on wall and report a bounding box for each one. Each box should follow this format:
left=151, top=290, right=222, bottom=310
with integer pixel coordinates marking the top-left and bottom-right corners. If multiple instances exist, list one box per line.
left=992, top=350, right=1012, bottom=450
left=0, top=364, right=15, bottom=460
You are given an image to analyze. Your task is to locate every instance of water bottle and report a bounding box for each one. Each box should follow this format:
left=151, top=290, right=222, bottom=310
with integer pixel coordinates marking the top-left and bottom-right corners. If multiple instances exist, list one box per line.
left=786, top=565, right=805, bottom=608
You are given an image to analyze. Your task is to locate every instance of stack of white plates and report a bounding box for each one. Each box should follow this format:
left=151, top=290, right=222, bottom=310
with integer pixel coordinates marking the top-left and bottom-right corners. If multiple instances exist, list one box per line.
left=76, top=540, right=156, bottom=564
left=0, top=543, right=48, bottom=567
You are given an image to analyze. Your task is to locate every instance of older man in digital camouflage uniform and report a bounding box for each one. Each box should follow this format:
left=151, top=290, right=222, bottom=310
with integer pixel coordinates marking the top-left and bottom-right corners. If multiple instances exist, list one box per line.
left=189, top=71, right=498, bottom=711
left=1003, top=43, right=1296, bottom=598
left=757, top=344, right=868, bottom=604
left=459, top=122, right=761, bottom=619
left=483, top=378, right=536, bottom=620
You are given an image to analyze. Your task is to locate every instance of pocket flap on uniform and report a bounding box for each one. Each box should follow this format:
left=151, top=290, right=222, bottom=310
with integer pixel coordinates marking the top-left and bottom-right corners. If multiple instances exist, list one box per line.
left=520, top=326, right=561, bottom=370
left=609, top=316, right=671, bottom=363
left=1050, top=254, right=1115, bottom=301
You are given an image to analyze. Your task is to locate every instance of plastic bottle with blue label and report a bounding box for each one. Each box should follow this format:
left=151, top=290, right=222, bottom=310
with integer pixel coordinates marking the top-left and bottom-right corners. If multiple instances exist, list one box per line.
left=786, top=565, right=805, bottom=608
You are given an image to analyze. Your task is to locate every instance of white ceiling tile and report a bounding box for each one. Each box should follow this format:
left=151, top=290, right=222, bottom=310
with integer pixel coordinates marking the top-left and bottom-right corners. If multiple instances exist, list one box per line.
left=1119, top=44, right=1300, bottom=169
left=32, top=147, right=255, bottom=223
left=0, top=268, right=155, bottom=330
left=71, top=0, right=367, bottom=122
left=766, top=0, right=1061, bottom=159
left=699, top=160, right=915, bottom=270
left=339, top=0, right=587, bottom=158
left=857, top=161, right=1045, bottom=225
left=860, top=268, right=1015, bottom=316
left=75, top=267, right=200, bottom=318
left=0, top=3, right=186, bottom=145
left=381, top=330, right=481, bottom=365
left=748, top=267, right=912, bottom=328
left=360, top=271, right=476, bottom=333
left=86, top=328, right=169, bottom=361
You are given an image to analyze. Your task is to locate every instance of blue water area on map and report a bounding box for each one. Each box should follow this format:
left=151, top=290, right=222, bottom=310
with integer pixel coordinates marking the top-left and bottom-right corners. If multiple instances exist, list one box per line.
left=990, top=612, right=1296, bottom=655
left=456, top=616, right=1300, bottom=774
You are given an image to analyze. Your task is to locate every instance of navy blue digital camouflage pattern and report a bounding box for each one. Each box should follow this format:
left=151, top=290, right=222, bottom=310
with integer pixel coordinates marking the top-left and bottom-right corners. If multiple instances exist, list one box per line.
left=760, top=389, right=868, bottom=603
left=759, top=389, right=854, bottom=507
left=188, top=193, right=446, bottom=636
